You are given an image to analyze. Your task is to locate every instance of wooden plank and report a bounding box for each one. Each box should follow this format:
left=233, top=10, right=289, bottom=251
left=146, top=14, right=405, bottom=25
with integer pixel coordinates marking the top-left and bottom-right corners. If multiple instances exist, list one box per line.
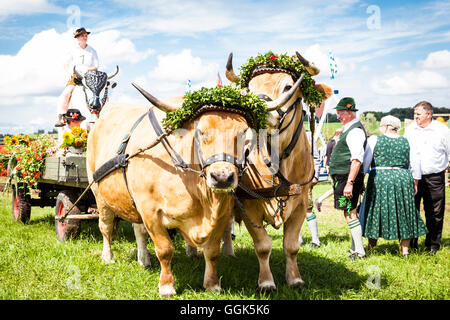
left=64, top=213, right=99, bottom=220
left=42, top=156, right=89, bottom=185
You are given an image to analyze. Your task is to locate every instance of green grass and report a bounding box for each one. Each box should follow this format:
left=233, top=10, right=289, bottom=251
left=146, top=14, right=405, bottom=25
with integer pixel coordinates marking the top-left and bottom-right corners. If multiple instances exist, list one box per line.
left=0, top=184, right=449, bottom=300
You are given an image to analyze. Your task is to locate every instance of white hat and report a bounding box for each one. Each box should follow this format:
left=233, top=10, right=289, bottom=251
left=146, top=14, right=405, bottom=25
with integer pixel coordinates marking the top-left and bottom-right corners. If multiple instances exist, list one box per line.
left=380, top=115, right=401, bottom=131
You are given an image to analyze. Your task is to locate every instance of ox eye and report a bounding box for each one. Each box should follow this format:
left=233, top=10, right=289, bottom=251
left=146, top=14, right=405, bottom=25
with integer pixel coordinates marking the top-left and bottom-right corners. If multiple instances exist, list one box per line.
left=200, top=131, right=213, bottom=144
left=283, top=85, right=292, bottom=92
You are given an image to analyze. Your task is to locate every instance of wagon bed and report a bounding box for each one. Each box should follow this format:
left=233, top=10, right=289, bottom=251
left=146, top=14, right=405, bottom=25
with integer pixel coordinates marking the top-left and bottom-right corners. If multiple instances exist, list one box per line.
left=6, top=155, right=99, bottom=241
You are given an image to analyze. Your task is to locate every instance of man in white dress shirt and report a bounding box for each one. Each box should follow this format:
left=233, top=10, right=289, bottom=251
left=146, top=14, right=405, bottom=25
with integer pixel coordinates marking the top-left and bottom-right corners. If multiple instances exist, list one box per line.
left=405, top=101, right=450, bottom=255
left=55, top=27, right=99, bottom=127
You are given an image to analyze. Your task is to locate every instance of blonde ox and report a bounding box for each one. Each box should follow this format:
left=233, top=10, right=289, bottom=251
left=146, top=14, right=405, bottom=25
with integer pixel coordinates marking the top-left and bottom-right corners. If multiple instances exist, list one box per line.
left=86, top=87, right=252, bottom=296
left=225, top=52, right=332, bottom=291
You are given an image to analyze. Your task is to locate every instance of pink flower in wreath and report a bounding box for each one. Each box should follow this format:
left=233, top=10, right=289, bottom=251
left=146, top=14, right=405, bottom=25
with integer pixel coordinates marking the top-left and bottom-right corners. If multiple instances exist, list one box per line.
left=292, top=56, right=298, bottom=62
left=240, top=89, right=247, bottom=96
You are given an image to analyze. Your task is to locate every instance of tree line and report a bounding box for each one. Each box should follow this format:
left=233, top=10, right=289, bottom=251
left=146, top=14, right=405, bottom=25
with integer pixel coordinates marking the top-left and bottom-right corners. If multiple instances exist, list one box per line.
left=325, top=106, right=450, bottom=122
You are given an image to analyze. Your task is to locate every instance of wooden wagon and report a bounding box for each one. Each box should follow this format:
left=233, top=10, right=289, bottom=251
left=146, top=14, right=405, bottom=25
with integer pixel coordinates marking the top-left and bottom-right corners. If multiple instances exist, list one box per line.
left=6, top=156, right=98, bottom=241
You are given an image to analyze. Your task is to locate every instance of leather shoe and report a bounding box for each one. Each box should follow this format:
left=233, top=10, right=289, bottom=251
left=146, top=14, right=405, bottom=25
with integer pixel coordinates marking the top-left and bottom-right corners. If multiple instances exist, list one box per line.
left=349, top=252, right=366, bottom=260
left=314, top=199, right=322, bottom=212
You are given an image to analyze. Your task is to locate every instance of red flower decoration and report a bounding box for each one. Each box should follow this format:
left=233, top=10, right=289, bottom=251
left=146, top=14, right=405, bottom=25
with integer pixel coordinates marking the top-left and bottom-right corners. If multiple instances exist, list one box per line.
left=269, top=55, right=277, bottom=61
left=72, top=113, right=79, bottom=120
left=346, top=104, right=352, bottom=109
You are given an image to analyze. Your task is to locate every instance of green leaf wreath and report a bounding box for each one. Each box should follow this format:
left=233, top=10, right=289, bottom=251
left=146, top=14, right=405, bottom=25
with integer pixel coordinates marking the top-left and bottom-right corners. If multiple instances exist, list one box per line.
left=162, top=85, right=268, bottom=131
left=238, top=51, right=324, bottom=107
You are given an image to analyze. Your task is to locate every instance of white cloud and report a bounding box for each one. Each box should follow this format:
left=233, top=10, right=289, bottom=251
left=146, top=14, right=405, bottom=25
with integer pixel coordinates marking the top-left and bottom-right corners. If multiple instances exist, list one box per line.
left=422, top=50, right=450, bottom=69
left=0, top=28, right=153, bottom=99
left=140, top=49, right=220, bottom=98
left=0, top=28, right=154, bottom=133
left=0, top=0, right=64, bottom=20
left=89, top=30, right=154, bottom=67
left=371, top=70, right=450, bottom=95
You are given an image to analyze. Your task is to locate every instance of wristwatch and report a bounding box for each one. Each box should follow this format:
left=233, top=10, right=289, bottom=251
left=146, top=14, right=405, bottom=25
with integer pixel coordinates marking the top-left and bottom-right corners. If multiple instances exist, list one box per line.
left=347, top=179, right=354, bottom=184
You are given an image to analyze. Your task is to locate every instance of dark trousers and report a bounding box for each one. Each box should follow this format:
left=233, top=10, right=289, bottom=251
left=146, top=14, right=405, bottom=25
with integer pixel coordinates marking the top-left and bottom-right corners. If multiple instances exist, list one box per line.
left=413, top=171, right=446, bottom=251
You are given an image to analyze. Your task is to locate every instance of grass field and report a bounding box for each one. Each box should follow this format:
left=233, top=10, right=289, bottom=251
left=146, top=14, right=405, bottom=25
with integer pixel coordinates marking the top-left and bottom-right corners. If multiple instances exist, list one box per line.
left=0, top=183, right=449, bottom=300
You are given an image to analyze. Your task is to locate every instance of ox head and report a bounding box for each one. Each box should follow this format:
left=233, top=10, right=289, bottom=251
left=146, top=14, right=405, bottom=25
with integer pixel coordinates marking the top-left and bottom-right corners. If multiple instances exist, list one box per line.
left=132, top=83, right=260, bottom=193
left=73, top=65, right=119, bottom=114
left=225, top=52, right=332, bottom=131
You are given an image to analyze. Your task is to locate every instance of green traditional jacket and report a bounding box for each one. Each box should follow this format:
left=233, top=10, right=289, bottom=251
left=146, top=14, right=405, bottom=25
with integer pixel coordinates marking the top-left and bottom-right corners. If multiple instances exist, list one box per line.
left=329, top=121, right=367, bottom=175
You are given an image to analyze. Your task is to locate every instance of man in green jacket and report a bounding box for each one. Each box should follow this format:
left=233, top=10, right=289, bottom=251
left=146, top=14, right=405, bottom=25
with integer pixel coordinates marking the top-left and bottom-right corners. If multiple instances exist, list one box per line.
left=329, top=97, right=367, bottom=260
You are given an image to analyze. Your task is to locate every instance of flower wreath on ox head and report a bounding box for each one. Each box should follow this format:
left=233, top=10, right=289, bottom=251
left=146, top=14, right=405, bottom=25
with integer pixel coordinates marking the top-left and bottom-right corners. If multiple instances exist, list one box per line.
left=161, top=85, right=268, bottom=131
left=226, top=51, right=325, bottom=109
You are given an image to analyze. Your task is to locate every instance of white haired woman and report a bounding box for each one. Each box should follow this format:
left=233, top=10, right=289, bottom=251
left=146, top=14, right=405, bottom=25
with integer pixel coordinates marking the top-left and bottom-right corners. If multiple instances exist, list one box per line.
left=361, top=115, right=428, bottom=257
left=55, top=27, right=99, bottom=127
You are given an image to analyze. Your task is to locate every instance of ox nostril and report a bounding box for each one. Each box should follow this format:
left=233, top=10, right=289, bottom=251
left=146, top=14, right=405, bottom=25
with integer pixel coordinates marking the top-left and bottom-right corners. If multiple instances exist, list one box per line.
left=225, top=172, right=234, bottom=185
left=210, top=170, right=235, bottom=188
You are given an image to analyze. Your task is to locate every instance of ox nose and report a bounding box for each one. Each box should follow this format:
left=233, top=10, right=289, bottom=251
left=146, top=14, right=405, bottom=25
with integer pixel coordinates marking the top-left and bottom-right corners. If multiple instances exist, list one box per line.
left=209, top=170, right=235, bottom=189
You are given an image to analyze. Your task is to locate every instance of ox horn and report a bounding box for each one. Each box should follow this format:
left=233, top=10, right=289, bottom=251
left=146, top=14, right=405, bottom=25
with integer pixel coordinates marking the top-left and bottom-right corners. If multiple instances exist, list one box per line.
left=107, top=65, right=119, bottom=79
left=265, top=73, right=305, bottom=111
left=295, top=51, right=320, bottom=76
left=73, top=66, right=83, bottom=78
left=225, top=52, right=240, bottom=83
left=132, top=83, right=179, bottom=113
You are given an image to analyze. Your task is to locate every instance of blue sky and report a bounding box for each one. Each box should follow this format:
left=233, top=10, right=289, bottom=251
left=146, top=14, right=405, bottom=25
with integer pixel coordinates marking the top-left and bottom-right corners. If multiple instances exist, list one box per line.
left=1, top=0, right=449, bottom=134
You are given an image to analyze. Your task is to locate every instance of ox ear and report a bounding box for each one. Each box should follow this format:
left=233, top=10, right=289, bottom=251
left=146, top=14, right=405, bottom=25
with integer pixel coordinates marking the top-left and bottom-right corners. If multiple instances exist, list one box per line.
left=315, top=83, right=333, bottom=100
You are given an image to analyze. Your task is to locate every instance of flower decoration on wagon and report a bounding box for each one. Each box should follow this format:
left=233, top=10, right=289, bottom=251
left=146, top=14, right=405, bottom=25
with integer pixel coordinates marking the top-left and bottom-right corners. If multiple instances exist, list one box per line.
left=59, top=126, right=89, bottom=151
left=4, top=134, right=57, bottom=189
left=226, top=51, right=325, bottom=108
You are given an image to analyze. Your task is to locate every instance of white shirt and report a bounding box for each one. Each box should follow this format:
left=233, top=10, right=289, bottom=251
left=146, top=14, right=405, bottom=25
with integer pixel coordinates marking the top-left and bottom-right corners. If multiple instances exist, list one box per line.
left=404, top=120, right=450, bottom=179
left=67, top=44, right=99, bottom=75
left=343, top=118, right=366, bottom=163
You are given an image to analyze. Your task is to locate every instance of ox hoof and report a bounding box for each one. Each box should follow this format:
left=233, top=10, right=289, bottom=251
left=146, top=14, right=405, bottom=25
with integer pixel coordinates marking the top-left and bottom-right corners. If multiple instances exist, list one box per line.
left=159, top=284, right=176, bottom=297
left=205, top=284, right=222, bottom=293
left=289, top=278, right=306, bottom=288
left=258, top=281, right=277, bottom=293
left=101, top=254, right=115, bottom=264
left=137, top=257, right=151, bottom=269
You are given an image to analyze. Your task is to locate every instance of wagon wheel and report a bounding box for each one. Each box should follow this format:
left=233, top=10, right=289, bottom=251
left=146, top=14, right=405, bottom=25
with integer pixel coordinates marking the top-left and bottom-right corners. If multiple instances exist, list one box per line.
left=11, top=184, right=31, bottom=224
left=54, top=191, right=81, bottom=241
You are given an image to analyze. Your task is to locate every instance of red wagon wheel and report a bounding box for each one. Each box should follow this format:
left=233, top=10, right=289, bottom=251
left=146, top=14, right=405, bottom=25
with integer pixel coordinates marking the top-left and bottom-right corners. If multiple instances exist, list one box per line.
left=11, top=185, right=31, bottom=224
left=54, top=191, right=81, bottom=241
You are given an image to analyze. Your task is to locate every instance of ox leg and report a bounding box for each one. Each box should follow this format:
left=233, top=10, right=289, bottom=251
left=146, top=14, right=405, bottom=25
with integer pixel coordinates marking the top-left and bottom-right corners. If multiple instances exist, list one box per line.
left=221, top=217, right=236, bottom=258
left=186, top=244, right=201, bottom=257
left=283, top=211, right=306, bottom=288
left=132, top=223, right=151, bottom=268
left=245, top=222, right=276, bottom=291
left=203, top=233, right=223, bottom=292
left=145, top=224, right=176, bottom=296
left=98, top=205, right=116, bottom=264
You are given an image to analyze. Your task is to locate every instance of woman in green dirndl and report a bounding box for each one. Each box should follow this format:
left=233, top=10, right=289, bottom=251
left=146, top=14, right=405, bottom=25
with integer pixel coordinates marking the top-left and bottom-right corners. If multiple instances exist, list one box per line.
left=361, top=115, right=428, bottom=256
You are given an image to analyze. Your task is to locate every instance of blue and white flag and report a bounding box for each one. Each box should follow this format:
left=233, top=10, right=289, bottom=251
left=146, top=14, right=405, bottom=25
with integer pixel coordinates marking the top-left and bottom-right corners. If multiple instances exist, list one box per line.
left=329, top=51, right=338, bottom=80
left=185, top=79, right=192, bottom=94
